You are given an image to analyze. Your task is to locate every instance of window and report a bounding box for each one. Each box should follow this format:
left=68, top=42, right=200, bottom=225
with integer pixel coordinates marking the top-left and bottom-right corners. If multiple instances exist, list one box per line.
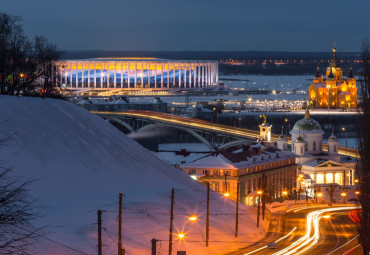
left=189, top=169, right=196, bottom=174
left=305, top=142, right=308, bottom=151
left=313, top=141, right=316, bottom=151
left=334, top=145, right=337, bottom=152
left=301, top=147, right=303, bottom=154
left=203, top=170, right=208, bottom=175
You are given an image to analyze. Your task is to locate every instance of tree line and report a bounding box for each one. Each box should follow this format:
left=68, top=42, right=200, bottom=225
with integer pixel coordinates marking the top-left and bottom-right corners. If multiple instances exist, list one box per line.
left=0, top=12, right=61, bottom=96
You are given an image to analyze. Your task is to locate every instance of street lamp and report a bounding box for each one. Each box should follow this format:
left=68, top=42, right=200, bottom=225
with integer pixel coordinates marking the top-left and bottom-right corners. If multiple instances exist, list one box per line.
left=188, top=215, right=197, bottom=222
left=341, top=192, right=347, bottom=204
left=256, top=190, right=263, bottom=228
left=284, top=118, right=290, bottom=136
left=317, top=192, right=323, bottom=204
left=342, top=127, right=348, bottom=155
left=177, top=232, right=185, bottom=240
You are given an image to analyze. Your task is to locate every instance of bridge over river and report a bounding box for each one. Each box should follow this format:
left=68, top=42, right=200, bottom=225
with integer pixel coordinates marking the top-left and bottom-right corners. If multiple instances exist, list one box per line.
left=91, top=110, right=359, bottom=157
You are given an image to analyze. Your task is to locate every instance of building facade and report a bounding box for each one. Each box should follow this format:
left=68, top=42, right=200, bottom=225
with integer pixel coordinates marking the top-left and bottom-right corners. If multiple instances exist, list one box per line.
left=180, top=144, right=297, bottom=205
left=54, top=58, right=219, bottom=90
left=308, top=47, right=357, bottom=109
left=284, top=110, right=357, bottom=196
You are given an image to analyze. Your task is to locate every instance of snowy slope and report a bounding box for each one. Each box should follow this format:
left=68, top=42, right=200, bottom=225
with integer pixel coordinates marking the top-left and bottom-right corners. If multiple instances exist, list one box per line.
left=0, top=96, right=263, bottom=255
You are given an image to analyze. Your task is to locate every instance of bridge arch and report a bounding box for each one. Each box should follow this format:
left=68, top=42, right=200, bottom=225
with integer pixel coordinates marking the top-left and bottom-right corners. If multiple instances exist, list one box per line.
left=218, top=139, right=253, bottom=150
left=136, top=123, right=215, bottom=150
left=108, top=118, right=135, bottom=133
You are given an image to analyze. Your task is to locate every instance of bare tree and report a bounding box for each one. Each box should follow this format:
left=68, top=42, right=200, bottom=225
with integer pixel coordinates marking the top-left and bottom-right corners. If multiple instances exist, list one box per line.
left=357, top=39, right=370, bottom=255
left=0, top=12, right=61, bottom=96
left=0, top=167, right=41, bottom=255
left=326, top=184, right=336, bottom=205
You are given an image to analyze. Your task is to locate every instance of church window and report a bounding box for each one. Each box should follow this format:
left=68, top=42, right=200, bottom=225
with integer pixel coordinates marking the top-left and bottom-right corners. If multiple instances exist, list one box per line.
left=313, top=142, right=316, bottom=151
left=334, top=145, right=337, bottom=152
left=300, top=147, right=303, bottom=154
left=305, top=143, right=308, bottom=151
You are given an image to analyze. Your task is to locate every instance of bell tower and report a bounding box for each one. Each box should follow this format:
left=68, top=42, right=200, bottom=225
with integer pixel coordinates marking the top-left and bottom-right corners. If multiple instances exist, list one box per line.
left=259, top=114, right=272, bottom=142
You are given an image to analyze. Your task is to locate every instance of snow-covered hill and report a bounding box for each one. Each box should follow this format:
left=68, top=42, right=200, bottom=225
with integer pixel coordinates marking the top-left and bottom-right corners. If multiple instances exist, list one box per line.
left=0, top=96, right=263, bottom=255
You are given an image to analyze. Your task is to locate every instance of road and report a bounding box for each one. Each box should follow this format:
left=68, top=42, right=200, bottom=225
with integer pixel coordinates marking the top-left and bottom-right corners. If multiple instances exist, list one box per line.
left=228, top=206, right=361, bottom=255
left=92, top=110, right=359, bottom=158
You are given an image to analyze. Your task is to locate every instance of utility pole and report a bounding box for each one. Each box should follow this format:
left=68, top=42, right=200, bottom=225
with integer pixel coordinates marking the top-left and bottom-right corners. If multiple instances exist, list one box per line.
left=151, top=238, right=157, bottom=255
left=98, top=210, right=102, bottom=255
left=169, top=189, right=174, bottom=255
left=118, top=193, right=123, bottom=255
left=206, top=182, right=210, bottom=247
left=235, top=183, right=239, bottom=237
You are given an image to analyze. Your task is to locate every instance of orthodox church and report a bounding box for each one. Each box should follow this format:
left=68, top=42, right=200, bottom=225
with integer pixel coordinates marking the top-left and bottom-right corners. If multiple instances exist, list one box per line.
left=277, top=110, right=356, bottom=196
left=308, top=46, right=357, bottom=109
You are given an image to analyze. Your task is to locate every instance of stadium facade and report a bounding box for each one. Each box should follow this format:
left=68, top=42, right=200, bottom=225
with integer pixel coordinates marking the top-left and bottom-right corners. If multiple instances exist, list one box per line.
left=55, top=58, right=218, bottom=90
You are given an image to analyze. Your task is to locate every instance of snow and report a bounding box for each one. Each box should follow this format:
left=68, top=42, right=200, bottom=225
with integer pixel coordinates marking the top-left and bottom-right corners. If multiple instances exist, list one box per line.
left=181, top=154, right=239, bottom=170
left=0, top=96, right=264, bottom=255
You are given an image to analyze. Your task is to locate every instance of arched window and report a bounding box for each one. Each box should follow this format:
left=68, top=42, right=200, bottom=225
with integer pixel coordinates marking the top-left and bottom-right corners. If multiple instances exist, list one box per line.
left=301, top=147, right=303, bottom=154
left=313, top=141, right=316, bottom=151
left=334, top=145, right=337, bottom=152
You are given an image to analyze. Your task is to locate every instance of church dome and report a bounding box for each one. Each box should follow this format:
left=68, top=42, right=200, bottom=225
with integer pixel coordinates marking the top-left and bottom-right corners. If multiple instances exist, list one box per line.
left=278, top=134, right=286, bottom=140
left=295, top=136, right=305, bottom=142
left=328, top=134, right=337, bottom=141
left=292, top=110, right=322, bottom=132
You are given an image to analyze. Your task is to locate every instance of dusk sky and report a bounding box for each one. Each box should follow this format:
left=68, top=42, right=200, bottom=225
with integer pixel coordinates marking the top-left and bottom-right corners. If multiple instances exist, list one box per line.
left=2, top=0, right=370, bottom=52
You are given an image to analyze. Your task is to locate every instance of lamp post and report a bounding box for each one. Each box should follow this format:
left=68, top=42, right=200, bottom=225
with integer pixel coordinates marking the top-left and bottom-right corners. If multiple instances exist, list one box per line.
left=317, top=191, right=323, bottom=204
left=342, top=127, right=348, bottom=155
left=256, top=190, right=262, bottom=228
left=341, top=192, right=347, bottom=204
left=284, top=118, right=290, bottom=136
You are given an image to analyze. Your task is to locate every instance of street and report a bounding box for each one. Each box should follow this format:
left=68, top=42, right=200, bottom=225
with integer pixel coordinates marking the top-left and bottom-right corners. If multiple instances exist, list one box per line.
left=229, top=206, right=362, bottom=255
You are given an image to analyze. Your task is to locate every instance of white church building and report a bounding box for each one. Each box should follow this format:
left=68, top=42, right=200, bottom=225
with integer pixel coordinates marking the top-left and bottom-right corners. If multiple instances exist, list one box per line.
left=276, top=110, right=357, bottom=196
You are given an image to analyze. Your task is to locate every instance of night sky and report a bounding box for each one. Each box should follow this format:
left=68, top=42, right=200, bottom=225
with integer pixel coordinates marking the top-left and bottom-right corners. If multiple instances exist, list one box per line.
left=2, top=0, right=369, bottom=52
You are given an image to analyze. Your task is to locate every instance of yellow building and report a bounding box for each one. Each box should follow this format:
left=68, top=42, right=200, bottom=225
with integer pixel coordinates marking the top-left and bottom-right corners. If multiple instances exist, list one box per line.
left=308, top=47, right=357, bottom=108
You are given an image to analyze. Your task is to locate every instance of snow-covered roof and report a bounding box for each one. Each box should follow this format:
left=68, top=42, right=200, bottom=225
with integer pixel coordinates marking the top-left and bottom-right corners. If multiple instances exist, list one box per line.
left=181, top=154, right=238, bottom=169
left=181, top=145, right=295, bottom=170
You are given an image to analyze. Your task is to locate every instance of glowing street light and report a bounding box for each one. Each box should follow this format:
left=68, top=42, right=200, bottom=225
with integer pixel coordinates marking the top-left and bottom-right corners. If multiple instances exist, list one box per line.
left=223, top=192, right=230, bottom=197
left=282, top=191, right=288, bottom=196
left=354, top=179, right=359, bottom=183
left=188, top=215, right=197, bottom=221
left=355, top=191, right=360, bottom=195
left=341, top=192, right=347, bottom=204
left=317, top=192, right=323, bottom=197
left=177, top=232, right=185, bottom=240
left=257, top=190, right=263, bottom=195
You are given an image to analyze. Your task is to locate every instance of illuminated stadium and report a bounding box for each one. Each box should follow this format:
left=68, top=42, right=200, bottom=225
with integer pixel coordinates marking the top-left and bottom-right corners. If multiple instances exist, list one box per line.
left=55, top=58, right=218, bottom=95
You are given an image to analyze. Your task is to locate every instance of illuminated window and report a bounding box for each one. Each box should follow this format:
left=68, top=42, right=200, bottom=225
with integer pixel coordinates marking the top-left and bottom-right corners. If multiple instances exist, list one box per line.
left=316, top=174, right=324, bottom=184
left=326, top=173, right=333, bottom=183
left=335, top=173, right=343, bottom=185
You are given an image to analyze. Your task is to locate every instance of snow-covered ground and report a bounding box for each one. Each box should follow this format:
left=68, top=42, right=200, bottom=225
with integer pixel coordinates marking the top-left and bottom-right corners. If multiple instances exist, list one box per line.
left=0, top=96, right=264, bottom=255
